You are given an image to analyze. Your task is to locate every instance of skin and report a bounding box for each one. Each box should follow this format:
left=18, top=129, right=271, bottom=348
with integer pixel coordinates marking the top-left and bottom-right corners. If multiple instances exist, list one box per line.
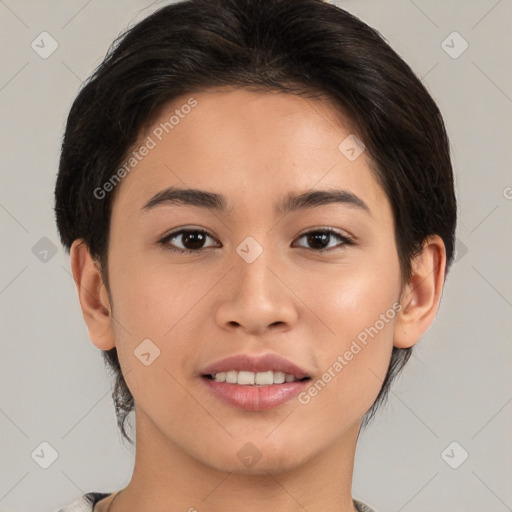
left=70, top=87, right=446, bottom=512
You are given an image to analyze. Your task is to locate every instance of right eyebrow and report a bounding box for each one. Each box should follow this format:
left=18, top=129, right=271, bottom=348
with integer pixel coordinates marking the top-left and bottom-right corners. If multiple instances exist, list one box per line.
left=140, top=186, right=226, bottom=212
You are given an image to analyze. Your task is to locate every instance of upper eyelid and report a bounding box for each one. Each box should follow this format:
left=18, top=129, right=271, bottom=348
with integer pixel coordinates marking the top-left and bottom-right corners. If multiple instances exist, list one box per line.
left=293, top=228, right=353, bottom=247
left=163, top=228, right=219, bottom=242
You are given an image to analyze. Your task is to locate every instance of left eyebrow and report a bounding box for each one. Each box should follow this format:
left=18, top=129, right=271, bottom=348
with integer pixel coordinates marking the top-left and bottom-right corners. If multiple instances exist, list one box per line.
left=140, top=187, right=226, bottom=212
left=139, top=186, right=371, bottom=216
left=277, top=189, right=371, bottom=217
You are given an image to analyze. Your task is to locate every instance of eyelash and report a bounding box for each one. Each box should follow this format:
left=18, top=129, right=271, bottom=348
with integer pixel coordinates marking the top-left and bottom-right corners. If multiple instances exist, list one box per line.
left=158, top=227, right=354, bottom=255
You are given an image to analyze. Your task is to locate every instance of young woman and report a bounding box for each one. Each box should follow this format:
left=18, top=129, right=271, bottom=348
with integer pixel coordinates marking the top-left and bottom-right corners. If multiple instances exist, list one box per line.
left=54, top=0, right=456, bottom=510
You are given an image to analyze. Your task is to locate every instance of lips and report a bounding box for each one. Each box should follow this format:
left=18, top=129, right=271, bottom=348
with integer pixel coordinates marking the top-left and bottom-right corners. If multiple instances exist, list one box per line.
left=199, top=353, right=313, bottom=410
left=200, top=352, right=311, bottom=380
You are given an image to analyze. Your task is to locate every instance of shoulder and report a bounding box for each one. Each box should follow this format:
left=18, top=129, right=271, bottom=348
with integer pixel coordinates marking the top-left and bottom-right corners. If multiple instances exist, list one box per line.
left=56, top=492, right=112, bottom=512
left=354, top=498, right=378, bottom=512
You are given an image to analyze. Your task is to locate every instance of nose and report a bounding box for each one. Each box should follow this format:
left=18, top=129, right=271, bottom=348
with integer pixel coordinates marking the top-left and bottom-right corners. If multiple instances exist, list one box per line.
left=215, top=244, right=298, bottom=336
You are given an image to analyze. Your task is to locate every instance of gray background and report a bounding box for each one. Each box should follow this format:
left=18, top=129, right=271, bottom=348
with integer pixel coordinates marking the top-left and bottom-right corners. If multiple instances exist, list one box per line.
left=1, top=0, right=511, bottom=511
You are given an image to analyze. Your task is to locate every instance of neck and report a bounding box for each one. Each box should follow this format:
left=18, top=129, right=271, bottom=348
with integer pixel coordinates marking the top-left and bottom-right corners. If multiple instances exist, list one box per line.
left=115, top=406, right=361, bottom=512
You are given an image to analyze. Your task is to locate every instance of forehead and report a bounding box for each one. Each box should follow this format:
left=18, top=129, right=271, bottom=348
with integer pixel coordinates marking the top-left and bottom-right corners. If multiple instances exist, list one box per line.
left=110, top=87, right=387, bottom=219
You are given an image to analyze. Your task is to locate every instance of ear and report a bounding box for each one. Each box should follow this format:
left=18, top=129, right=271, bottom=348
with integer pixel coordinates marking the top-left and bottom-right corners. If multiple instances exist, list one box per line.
left=70, top=239, right=116, bottom=350
left=394, top=235, right=447, bottom=349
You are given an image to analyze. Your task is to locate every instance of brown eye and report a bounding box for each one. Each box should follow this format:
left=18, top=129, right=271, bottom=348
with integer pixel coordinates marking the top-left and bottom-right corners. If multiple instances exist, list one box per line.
left=160, top=229, right=218, bottom=254
left=293, top=229, right=353, bottom=252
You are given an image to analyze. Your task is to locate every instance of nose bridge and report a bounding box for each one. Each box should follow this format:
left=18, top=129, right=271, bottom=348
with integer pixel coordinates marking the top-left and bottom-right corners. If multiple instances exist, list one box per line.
left=233, top=234, right=279, bottom=303
left=215, top=233, right=297, bottom=333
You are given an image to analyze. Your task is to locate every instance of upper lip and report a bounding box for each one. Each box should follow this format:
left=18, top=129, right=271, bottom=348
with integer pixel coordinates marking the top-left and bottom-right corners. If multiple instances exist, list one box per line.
left=200, top=353, right=311, bottom=380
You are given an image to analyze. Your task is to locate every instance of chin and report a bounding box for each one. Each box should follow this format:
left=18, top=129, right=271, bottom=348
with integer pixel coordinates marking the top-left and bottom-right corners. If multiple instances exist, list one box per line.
left=211, top=454, right=310, bottom=476
left=201, top=438, right=315, bottom=476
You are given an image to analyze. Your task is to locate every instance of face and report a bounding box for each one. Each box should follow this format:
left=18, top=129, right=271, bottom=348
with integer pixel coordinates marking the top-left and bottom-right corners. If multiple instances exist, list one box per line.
left=103, top=87, right=403, bottom=473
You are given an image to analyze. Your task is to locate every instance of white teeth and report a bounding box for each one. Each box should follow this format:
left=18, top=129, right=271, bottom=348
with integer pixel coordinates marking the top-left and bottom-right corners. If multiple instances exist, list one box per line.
left=238, top=371, right=255, bottom=385
left=255, top=371, right=275, bottom=385
left=212, top=370, right=300, bottom=385
left=226, top=370, right=237, bottom=384
left=214, top=372, right=226, bottom=382
left=273, top=371, right=286, bottom=384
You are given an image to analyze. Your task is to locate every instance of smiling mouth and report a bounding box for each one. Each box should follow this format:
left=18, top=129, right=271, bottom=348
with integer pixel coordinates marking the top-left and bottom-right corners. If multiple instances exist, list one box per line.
left=203, top=370, right=311, bottom=386
left=201, top=369, right=312, bottom=411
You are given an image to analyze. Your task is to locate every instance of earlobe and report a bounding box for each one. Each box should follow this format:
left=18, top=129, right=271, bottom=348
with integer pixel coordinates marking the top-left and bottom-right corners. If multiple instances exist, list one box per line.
left=70, top=239, right=116, bottom=350
left=394, top=235, right=447, bottom=349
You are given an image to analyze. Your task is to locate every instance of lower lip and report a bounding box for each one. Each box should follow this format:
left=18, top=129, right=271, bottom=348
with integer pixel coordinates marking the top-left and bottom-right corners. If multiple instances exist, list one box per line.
left=201, top=376, right=310, bottom=411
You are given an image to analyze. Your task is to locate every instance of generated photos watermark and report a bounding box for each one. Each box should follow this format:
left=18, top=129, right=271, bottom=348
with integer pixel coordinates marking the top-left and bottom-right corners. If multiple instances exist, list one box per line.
left=93, top=97, right=198, bottom=200
left=298, top=301, right=402, bottom=405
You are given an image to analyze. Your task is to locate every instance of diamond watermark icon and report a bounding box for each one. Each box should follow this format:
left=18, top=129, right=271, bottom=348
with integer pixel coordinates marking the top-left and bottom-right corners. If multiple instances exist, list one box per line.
left=31, top=441, right=59, bottom=469
left=441, top=31, right=468, bottom=59
left=441, top=441, right=469, bottom=469
left=32, top=236, right=58, bottom=263
left=236, top=236, right=263, bottom=263
left=31, top=31, right=59, bottom=59
left=237, top=442, right=262, bottom=468
left=134, top=338, right=161, bottom=366
left=454, top=237, right=468, bottom=263
left=338, top=134, right=365, bottom=161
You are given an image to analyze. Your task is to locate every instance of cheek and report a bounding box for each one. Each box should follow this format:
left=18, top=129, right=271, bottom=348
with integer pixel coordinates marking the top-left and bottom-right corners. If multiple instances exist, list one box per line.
left=305, top=250, right=400, bottom=341
left=107, top=254, right=227, bottom=404
left=298, top=293, right=397, bottom=429
left=107, top=264, right=206, bottom=418
left=297, top=254, right=401, bottom=418
left=109, top=247, right=208, bottom=337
